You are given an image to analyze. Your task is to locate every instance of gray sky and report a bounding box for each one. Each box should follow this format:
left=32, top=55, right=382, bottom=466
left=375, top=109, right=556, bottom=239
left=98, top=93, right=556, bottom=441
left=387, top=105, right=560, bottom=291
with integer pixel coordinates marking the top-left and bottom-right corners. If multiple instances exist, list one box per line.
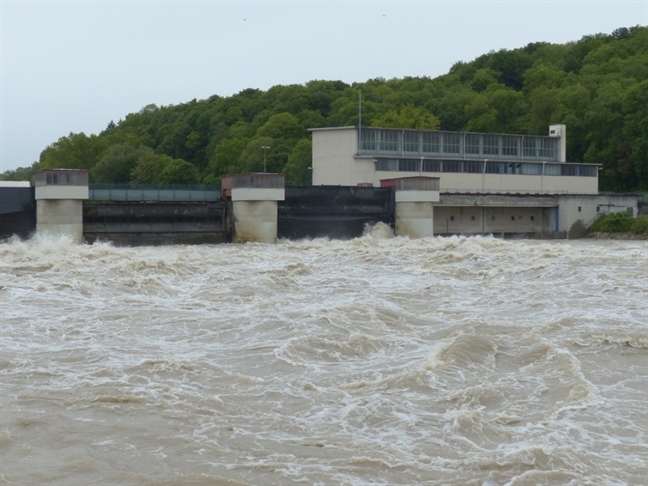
left=1, top=0, right=646, bottom=172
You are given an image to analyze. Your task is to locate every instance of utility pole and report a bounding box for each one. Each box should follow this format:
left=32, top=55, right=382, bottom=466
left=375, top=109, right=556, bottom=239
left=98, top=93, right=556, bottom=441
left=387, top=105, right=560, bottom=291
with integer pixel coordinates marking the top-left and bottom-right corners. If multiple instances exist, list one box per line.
left=261, top=145, right=270, bottom=173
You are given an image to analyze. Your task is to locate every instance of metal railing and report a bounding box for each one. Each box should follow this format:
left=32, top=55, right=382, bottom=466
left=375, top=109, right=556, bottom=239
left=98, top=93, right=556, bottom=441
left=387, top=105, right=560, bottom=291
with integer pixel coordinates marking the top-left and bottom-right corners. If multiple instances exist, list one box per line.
left=89, top=184, right=221, bottom=202
left=359, top=127, right=561, bottom=162
left=375, top=158, right=599, bottom=177
left=33, top=169, right=89, bottom=187
left=230, top=173, right=285, bottom=189
left=395, top=177, right=440, bottom=191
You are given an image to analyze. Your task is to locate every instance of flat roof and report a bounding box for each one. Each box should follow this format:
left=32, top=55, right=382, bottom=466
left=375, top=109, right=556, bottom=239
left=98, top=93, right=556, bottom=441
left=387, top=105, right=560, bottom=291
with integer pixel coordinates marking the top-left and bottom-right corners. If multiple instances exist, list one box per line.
left=308, top=126, right=356, bottom=132
left=0, top=181, right=31, bottom=187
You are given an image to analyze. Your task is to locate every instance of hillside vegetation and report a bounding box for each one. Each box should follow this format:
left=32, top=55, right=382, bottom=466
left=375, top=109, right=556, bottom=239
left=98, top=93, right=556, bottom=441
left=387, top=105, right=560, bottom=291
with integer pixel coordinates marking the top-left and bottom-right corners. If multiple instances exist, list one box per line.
left=3, top=26, right=646, bottom=191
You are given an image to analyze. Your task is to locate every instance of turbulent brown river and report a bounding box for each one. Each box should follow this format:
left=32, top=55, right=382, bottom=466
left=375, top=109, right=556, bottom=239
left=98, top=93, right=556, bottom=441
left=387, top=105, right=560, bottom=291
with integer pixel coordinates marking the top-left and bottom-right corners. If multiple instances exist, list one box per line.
left=1, top=226, right=646, bottom=485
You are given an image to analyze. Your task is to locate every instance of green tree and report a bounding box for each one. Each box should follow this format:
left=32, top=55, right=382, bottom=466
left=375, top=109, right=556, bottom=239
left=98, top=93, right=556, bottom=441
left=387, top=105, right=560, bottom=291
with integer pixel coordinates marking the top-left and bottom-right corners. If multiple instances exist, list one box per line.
left=257, top=113, right=305, bottom=142
left=130, top=152, right=173, bottom=184
left=91, top=143, right=154, bottom=183
left=208, top=137, right=250, bottom=177
left=283, top=138, right=312, bottom=185
left=39, top=132, right=107, bottom=170
left=371, top=104, right=441, bottom=130
left=157, top=158, right=200, bottom=184
left=0, top=162, right=39, bottom=182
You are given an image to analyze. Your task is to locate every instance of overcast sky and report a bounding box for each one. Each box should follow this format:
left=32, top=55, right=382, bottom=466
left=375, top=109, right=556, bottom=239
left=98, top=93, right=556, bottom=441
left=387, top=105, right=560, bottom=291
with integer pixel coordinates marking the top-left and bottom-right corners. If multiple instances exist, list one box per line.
left=1, top=0, right=646, bottom=172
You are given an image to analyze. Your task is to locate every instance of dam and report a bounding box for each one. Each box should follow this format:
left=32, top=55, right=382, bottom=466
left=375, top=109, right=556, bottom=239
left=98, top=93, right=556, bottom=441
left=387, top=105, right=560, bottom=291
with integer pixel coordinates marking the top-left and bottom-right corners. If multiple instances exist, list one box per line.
left=0, top=173, right=396, bottom=245
left=0, top=169, right=642, bottom=245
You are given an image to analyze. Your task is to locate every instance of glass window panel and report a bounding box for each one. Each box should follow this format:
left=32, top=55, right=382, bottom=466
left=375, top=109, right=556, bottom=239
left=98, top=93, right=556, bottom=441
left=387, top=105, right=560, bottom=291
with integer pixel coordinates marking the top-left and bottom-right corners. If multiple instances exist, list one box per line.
left=486, top=162, right=505, bottom=174
left=544, top=164, right=561, bottom=175
left=561, top=164, right=578, bottom=176
left=443, top=133, right=461, bottom=154
left=523, top=138, right=537, bottom=158
left=361, top=130, right=376, bottom=151
left=443, top=160, right=462, bottom=172
left=376, top=159, right=398, bottom=171
left=423, top=160, right=441, bottom=172
left=399, top=159, right=419, bottom=171
left=380, top=130, right=399, bottom=152
left=502, top=136, right=519, bottom=156
left=521, top=163, right=542, bottom=175
left=465, top=134, right=480, bottom=155
left=483, top=135, right=500, bottom=156
left=464, top=161, right=483, bottom=173
left=403, top=132, right=419, bottom=153
left=539, top=138, right=556, bottom=159
left=421, top=132, right=439, bottom=154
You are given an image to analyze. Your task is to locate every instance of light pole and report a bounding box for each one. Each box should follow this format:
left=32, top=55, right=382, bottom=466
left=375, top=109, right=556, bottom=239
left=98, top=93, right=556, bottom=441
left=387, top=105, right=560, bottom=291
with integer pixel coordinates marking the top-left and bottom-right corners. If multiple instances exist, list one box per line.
left=261, top=145, right=270, bottom=173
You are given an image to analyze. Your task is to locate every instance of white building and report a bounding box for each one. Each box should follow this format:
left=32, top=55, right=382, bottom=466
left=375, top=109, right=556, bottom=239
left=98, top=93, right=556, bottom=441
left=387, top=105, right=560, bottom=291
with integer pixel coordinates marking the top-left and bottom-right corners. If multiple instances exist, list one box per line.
left=310, top=125, right=640, bottom=238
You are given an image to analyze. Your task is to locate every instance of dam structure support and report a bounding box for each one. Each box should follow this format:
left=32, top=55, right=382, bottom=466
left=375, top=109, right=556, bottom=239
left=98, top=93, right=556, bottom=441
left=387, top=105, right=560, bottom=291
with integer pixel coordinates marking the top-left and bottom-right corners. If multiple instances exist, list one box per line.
left=393, top=177, right=440, bottom=238
left=225, top=174, right=285, bottom=243
left=33, top=169, right=89, bottom=243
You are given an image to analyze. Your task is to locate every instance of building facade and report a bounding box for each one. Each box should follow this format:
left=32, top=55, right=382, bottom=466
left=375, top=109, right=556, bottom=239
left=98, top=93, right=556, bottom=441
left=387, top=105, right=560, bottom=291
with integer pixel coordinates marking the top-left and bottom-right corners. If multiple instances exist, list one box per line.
left=310, top=125, right=640, bottom=238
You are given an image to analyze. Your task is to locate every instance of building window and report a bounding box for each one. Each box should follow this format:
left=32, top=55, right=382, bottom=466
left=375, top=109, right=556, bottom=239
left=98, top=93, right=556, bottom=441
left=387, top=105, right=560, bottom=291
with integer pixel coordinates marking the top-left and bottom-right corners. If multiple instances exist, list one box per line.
left=450, top=216, right=455, bottom=221
left=443, top=160, right=462, bottom=173
left=376, top=159, right=398, bottom=171
left=486, top=162, right=504, bottom=174
left=361, top=130, right=377, bottom=151
left=465, top=161, right=483, bottom=173
left=502, top=136, right=519, bottom=157
left=507, top=163, right=521, bottom=174
left=539, top=138, right=557, bottom=159
left=465, top=134, right=480, bottom=155
left=523, top=137, right=537, bottom=158
left=530, top=216, right=535, bottom=221
left=421, top=132, right=440, bottom=154
left=511, top=216, right=515, bottom=221
left=380, top=130, right=399, bottom=152
left=483, top=135, right=500, bottom=156
left=544, top=164, right=561, bottom=176
left=471, top=216, right=476, bottom=221
left=597, top=207, right=600, bottom=213
left=578, top=206, right=582, bottom=212
left=520, top=163, right=543, bottom=175
left=398, top=159, right=419, bottom=172
left=443, top=133, right=461, bottom=154
left=403, top=131, right=419, bottom=154
left=423, top=160, right=441, bottom=172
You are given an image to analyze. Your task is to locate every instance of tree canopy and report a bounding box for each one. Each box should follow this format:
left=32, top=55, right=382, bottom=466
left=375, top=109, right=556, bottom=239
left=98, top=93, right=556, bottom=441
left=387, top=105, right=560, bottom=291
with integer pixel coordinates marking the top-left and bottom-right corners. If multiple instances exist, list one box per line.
left=3, top=25, right=646, bottom=192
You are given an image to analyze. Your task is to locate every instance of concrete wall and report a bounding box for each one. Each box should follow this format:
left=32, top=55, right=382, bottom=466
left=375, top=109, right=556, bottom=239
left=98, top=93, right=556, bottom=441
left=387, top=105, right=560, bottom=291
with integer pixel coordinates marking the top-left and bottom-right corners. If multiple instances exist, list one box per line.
left=372, top=171, right=597, bottom=195
left=35, top=185, right=89, bottom=200
left=231, top=187, right=285, bottom=202
left=395, top=202, right=434, bottom=238
left=36, top=199, right=84, bottom=242
left=433, top=206, right=554, bottom=237
left=311, top=128, right=357, bottom=186
left=556, top=194, right=640, bottom=236
left=549, top=124, right=567, bottom=162
left=232, top=200, right=279, bottom=243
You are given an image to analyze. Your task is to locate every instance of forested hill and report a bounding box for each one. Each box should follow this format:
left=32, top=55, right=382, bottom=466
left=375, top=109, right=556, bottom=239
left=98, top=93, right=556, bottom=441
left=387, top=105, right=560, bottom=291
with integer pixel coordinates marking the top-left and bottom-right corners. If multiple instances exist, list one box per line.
left=3, top=26, right=647, bottom=192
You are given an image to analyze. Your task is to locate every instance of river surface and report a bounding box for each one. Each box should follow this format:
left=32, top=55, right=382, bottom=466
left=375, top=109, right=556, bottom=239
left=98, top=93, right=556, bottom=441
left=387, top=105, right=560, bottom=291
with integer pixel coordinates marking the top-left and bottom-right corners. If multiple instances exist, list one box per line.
left=1, top=227, right=646, bottom=485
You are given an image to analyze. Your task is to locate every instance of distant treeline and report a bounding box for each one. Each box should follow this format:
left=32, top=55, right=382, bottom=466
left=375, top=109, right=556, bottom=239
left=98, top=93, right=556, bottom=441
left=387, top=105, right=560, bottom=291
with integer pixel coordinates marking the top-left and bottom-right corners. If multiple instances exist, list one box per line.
left=3, top=26, right=646, bottom=192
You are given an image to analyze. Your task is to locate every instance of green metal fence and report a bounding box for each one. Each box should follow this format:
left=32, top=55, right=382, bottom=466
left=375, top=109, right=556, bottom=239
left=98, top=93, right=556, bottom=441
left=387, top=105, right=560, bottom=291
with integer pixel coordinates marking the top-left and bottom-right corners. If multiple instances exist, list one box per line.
left=89, top=184, right=221, bottom=202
